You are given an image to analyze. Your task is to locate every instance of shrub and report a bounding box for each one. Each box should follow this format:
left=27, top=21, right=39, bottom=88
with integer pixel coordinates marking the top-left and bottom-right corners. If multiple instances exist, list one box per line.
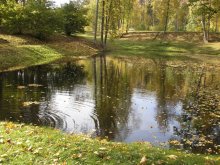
left=61, top=2, right=88, bottom=36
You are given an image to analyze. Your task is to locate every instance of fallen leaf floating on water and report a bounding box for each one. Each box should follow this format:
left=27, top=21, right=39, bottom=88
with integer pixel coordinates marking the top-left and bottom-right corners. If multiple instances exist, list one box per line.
left=167, top=155, right=178, bottom=160
left=28, top=84, right=43, bottom=87
left=140, top=156, right=147, bottom=165
left=22, top=101, right=40, bottom=107
left=17, top=86, right=26, bottom=89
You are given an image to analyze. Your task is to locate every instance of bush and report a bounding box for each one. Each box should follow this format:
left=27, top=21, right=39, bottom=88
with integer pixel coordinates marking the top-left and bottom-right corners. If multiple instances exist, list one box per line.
left=0, top=1, right=26, bottom=34
left=0, top=0, right=87, bottom=39
left=24, top=0, right=62, bottom=40
left=61, top=2, right=88, bottom=36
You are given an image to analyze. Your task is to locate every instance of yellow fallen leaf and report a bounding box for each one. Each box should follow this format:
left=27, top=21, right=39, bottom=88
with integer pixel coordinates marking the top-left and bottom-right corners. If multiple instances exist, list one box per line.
left=22, top=101, right=40, bottom=107
left=0, top=154, right=7, bottom=158
left=28, top=84, right=43, bottom=87
left=99, top=147, right=107, bottom=151
left=140, top=156, right=147, bottom=165
left=0, top=139, right=4, bottom=144
left=94, top=151, right=99, bottom=155
left=167, top=155, right=178, bottom=160
left=77, top=153, right=82, bottom=158
left=17, top=86, right=26, bottom=89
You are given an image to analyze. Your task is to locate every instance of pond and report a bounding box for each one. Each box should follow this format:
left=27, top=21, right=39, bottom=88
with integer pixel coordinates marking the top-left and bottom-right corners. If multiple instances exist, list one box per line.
left=0, top=55, right=219, bottom=154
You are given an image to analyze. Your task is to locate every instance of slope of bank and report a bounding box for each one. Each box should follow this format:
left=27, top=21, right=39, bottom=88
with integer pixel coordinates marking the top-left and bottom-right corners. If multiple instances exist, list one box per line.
left=0, top=34, right=98, bottom=72
left=108, top=39, right=220, bottom=62
left=79, top=32, right=220, bottom=62
left=0, top=122, right=219, bottom=164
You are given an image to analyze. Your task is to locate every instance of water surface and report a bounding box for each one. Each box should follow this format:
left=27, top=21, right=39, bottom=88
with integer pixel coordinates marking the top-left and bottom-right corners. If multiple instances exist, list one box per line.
left=0, top=56, right=219, bottom=154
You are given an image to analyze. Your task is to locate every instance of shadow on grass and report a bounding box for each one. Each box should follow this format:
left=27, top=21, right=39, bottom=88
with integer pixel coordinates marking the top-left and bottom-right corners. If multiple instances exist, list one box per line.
left=108, top=39, right=220, bottom=61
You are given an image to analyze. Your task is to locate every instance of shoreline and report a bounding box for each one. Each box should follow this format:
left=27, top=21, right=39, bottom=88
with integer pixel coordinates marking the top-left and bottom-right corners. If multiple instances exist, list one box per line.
left=0, top=121, right=219, bottom=164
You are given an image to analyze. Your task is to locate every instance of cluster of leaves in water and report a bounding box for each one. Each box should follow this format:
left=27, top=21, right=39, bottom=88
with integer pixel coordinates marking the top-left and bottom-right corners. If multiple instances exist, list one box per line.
left=171, top=87, right=220, bottom=154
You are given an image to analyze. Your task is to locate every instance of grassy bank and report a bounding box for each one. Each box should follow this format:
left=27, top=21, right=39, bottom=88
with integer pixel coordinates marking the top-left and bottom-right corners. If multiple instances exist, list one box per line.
left=0, top=122, right=219, bottom=164
left=0, top=34, right=98, bottom=72
left=79, top=32, right=220, bottom=62
left=108, top=39, right=220, bottom=61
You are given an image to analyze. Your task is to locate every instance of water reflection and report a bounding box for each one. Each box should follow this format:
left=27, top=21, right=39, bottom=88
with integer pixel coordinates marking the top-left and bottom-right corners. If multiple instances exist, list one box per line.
left=0, top=56, right=219, bottom=154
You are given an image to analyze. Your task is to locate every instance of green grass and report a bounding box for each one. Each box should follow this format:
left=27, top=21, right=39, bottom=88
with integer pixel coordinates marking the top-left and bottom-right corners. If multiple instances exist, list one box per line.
left=0, top=122, right=219, bottom=165
left=78, top=31, right=220, bottom=61
left=0, top=44, right=62, bottom=71
left=0, top=34, right=97, bottom=72
left=107, top=39, right=220, bottom=61
left=1, top=33, right=220, bottom=164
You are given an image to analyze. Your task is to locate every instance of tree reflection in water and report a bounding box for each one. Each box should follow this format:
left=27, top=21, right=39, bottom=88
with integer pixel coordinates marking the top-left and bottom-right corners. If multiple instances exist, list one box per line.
left=0, top=56, right=220, bottom=154
left=171, top=70, right=220, bottom=154
left=92, top=55, right=133, bottom=140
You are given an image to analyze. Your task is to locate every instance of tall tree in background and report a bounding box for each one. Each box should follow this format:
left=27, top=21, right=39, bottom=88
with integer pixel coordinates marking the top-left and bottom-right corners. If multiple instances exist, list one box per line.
left=164, top=0, right=171, bottom=33
left=189, top=0, right=217, bottom=42
left=213, top=0, right=220, bottom=32
left=88, top=0, right=134, bottom=47
left=100, top=0, right=105, bottom=46
left=94, top=0, right=99, bottom=42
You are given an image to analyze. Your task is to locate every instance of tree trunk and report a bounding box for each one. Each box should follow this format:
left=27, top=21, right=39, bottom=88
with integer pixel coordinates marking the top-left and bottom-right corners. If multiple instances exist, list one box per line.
left=104, top=16, right=109, bottom=45
left=126, top=0, right=132, bottom=33
left=207, top=0, right=212, bottom=41
left=164, top=0, right=170, bottom=33
left=215, top=14, right=218, bottom=32
left=201, top=14, right=208, bottom=43
left=126, top=23, right=129, bottom=33
left=94, top=0, right=99, bottom=43
left=175, top=14, right=178, bottom=32
left=162, top=0, right=170, bottom=40
left=101, top=0, right=105, bottom=46
left=104, top=0, right=114, bottom=46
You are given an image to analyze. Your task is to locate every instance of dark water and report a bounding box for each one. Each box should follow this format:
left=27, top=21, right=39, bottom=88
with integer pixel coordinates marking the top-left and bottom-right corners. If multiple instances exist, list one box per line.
left=0, top=56, right=219, bottom=154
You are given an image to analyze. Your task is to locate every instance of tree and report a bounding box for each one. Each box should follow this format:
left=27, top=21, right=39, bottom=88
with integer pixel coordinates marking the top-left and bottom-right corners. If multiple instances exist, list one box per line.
left=212, top=0, right=220, bottom=32
left=61, top=1, right=88, bottom=36
left=100, top=0, right=105, bottom=45
left=0, top=1, right=26, bottom=34
left=164, top=0, right=171, bottom=33
left=87, top=0, right=134, bottom=47
left=94, top=0, right=99, bottom=42
left=186, top=0, right=217, bottom=42
left=0, top=0, right=88, bottom=39
left=24, top=0, right=61, bottom=39
left=0, top=0, right=61, bottom=39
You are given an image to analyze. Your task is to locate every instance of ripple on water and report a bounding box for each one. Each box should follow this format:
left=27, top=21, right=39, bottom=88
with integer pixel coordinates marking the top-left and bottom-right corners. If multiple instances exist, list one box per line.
left=38, top=85, right=97, bottom=133
left=0, top=56, right=220, bottom=154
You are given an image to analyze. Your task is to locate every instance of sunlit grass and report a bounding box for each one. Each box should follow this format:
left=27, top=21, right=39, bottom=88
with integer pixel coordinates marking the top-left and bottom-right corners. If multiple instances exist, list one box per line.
left=0, top=122, right=219, bottom=164
left=78, top=31, right=220, bottom=60
left=0, top=34, right=97, bottom=72
left=48, top=41, right=97, bottom=57
left=106, top=39, right=220, bottom=62
left=0, top=43, right=61, bottom=71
